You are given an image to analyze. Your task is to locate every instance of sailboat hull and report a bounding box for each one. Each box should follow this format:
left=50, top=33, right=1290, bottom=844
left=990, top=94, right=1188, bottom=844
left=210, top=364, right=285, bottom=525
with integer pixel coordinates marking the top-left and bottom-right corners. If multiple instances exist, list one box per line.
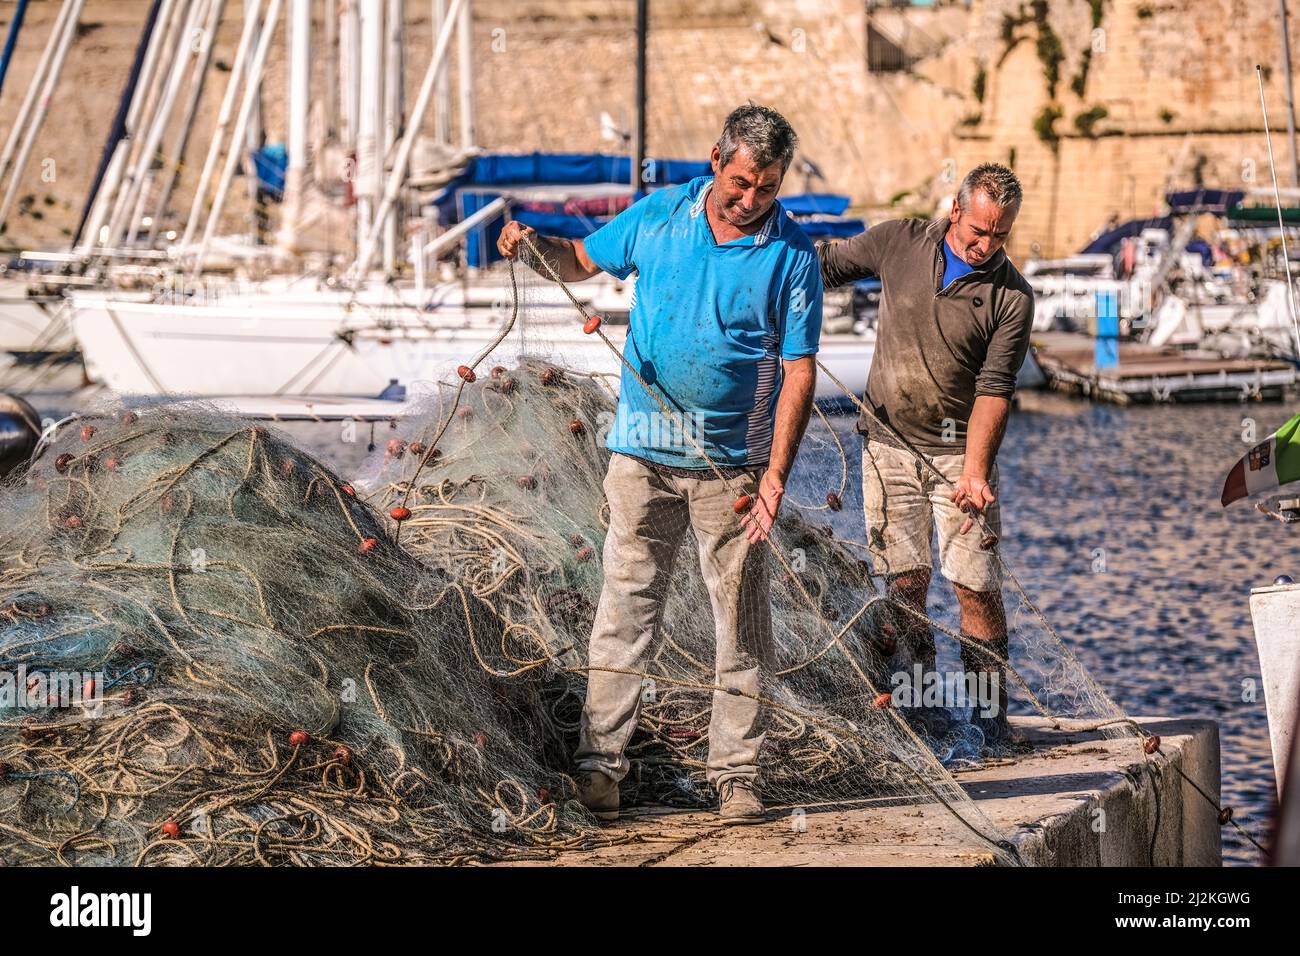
left=70, top=293, right=875, bottom=401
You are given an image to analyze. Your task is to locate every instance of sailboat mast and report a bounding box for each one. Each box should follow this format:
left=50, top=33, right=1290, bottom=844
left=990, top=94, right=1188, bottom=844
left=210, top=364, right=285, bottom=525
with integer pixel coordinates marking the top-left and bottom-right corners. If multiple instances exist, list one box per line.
left=457, top=0, right=474, bottom=149
left=179, top=0, right=262, bottom=252
left=350, top=0, right=464, bottom=285
left=0, top=0, right=87, bottom=234
left=356, top=0, right=383, bottom=260
left=384, top=0, right=405, bottom=274
left=0, top=0, right=31, bottom=101
left=432, top=0, right=452, bottom=145
left=78, top=0, right=177, bottom=254
left=632, top=0, right=647, bottom=190
left=147, top=0, right=228, bottom=246
left=278, top=0, right=311, bottom=251
left=1281, top=0, right=1299, bottom=187
left=72, top=0, right=165, bottom=250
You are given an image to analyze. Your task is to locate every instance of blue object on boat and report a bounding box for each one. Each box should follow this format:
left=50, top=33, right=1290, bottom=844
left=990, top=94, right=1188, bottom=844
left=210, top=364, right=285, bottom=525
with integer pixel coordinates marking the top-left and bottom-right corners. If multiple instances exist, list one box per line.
left=796, top=216, right=864, bottom=239
left=250, top=144, right=287, bottom=200
left=455, top=152, right=709, bottom=190
left=1079, top=216, right=1172, bottom=256
left=377, top=379, right=407, bottom=402
left=781, top=193, right=851, bottom=216
left=1095, top=290, right=1120, bottom=369
left=1165, top=189, right=1245, bottom=214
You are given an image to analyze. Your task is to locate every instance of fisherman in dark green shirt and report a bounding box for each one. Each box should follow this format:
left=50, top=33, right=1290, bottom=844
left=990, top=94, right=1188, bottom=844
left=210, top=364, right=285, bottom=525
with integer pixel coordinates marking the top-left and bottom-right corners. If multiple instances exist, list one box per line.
left=817, top=163, right=1034, bottom=750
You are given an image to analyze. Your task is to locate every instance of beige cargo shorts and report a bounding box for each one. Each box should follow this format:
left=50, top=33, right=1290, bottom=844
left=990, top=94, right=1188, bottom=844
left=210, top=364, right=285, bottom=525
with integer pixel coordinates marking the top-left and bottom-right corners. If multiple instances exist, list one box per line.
left=860, top=438, right=1002, bottom=592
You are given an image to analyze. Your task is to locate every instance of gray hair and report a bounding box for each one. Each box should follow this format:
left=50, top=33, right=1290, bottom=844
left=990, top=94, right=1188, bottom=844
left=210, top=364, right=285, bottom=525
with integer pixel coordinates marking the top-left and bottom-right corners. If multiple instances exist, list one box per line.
left=957, top=163, right=1023, bottom=209
left=716, top=104, right=798, bottom=173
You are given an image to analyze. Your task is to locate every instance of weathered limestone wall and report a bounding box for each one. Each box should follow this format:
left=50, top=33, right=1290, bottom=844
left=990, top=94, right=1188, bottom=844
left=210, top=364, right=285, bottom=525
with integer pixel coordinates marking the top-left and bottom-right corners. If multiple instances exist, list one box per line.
left=2, top=0, right=1298, bottom=260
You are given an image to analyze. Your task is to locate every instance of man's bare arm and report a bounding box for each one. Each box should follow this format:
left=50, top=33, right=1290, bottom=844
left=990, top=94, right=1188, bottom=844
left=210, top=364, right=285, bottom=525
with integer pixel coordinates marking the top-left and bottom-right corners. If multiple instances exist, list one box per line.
left=496, top=221, right=602, bottom=283
left=768, top=356, right=817, bottom=482
left=951, top=394, right=1011, bottom=534
left=741, top=355, right=817, bottom=543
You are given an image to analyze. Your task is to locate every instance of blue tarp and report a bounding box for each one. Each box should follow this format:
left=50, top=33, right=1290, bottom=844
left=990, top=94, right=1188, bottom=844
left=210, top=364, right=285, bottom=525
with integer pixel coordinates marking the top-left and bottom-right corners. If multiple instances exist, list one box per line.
left=450, top=154, right=865, bottom=265
left=1165, top=189, right=1245, bottom=214
left=1079, top=216, right=1173, bottom=255
left=462, top=152, right=711, bottom=188
left=798, top=217, right=864, bottom=238
left=781, top=193, right=851, bottom=216
left=251, top=144, right=287, bottom=200
left=462, top=191, right=610, bottom=267
left=461, top=192, right=864, bottom=265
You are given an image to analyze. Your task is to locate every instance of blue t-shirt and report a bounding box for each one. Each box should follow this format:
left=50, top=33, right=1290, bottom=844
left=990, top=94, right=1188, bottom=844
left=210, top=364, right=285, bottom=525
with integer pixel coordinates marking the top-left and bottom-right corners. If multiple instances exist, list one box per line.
left=582, top=176, right=823, bottom=469
left=941, top=235, right=977, bottom=290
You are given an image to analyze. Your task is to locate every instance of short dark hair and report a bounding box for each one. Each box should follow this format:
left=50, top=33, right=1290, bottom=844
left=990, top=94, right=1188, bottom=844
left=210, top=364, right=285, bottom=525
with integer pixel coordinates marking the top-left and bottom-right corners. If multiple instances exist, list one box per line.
left=958, top=163, right=1024, bottom=209
left=716, top=104, right=798, bottom=173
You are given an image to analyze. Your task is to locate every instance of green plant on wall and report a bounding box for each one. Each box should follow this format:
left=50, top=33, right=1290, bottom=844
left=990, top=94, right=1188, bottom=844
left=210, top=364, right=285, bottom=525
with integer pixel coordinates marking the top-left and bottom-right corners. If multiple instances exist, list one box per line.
left=1034, top=15, right=1065, bottom=98
left=973, top=62, right=987, bottom=104
left=999, top=2, right=1073, bottom=142
left=1074, top=104, right=1108, bottom=136
left=1089, top=0, right=1106, bottom=29
left=1035, top=104, right=1063, bottom=149
left=1071, top=48, right=1092, bottom=98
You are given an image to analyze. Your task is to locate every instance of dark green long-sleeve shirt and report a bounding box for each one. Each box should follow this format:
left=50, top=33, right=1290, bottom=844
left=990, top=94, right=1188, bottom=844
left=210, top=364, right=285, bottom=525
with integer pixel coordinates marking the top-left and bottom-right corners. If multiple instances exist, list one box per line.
left=818, top=217, right=1035, bottom=454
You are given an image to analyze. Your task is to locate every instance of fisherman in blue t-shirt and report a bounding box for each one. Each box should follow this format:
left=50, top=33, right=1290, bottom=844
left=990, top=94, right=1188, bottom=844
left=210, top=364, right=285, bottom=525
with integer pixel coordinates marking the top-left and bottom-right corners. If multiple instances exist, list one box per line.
left=497, top=104, right=823, bottom=825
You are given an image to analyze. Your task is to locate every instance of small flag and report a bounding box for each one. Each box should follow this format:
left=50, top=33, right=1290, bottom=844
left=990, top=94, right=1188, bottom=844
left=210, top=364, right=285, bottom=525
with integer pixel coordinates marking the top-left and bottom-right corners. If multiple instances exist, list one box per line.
left=1221, top=411, right=1300, bottom=505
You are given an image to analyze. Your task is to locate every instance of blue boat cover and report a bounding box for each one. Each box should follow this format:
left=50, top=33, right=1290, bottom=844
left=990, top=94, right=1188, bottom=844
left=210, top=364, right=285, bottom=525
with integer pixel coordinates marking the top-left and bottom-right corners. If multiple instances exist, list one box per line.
left=251, top=144, right=287, bottom=200
left=781, top=193, right=851, bottom=216
left=1165, top=189, right=1245, bottom=214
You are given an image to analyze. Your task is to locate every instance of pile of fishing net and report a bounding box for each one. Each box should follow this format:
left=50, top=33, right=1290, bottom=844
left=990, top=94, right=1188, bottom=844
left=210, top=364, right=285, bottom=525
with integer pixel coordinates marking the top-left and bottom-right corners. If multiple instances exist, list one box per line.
left=0, top=405, right=595, bottom=865
left=0, top=353, right=1134, bottom=867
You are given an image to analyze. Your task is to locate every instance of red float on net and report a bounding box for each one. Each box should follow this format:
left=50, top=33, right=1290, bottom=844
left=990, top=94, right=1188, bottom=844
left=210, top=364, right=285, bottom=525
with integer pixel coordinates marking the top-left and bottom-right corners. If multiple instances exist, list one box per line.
left=390, top=506, right=411, bottom=521
left=583, top=314, right=602, bottom=334
left=289, top=730, right=311, bottom=747
left=80, top=424, right=96, bottom=442
left=358, top=537, right=378, bottom=553
left=733, top=495, right=753, bottom=514
left=457, top=365, right=476, bottom=383
left=161, top=820, right=181, bottom=839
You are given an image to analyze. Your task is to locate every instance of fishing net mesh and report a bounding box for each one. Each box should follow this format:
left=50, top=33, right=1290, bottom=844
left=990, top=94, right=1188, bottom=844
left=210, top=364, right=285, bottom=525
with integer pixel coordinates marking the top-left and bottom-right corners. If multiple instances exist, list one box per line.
left=0, top=256, right=1157, bottom=866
